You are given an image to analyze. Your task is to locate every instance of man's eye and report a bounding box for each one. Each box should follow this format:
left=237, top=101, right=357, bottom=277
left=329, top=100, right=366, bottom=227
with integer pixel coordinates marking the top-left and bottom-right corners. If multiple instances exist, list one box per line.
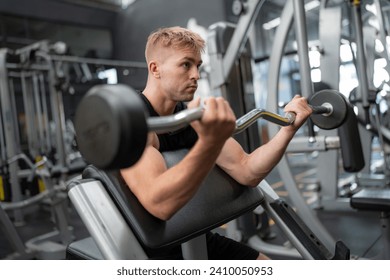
left=183, top=62, right=190, bottom=68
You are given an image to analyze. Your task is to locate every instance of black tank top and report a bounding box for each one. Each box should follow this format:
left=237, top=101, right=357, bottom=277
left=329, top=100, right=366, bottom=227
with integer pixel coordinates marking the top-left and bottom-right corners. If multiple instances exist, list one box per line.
left=139, top=94, right=198, bottom=151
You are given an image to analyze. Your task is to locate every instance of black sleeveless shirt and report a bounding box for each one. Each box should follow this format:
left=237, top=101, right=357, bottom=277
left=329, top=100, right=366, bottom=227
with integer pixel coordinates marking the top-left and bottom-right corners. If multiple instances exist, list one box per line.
left=139, top=94, right=198, bottom=151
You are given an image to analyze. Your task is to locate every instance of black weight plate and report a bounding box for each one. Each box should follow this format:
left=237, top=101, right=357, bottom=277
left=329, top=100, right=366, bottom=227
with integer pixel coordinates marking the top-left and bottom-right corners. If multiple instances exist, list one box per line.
left=74, top=84, right=148, bottom=170
left=309, top=89, right=348, bottom=130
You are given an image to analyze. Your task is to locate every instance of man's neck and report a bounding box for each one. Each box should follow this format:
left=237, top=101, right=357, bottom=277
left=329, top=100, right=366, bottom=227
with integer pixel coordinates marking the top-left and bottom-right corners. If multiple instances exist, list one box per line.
left=142, top=87, right=177, bottom=116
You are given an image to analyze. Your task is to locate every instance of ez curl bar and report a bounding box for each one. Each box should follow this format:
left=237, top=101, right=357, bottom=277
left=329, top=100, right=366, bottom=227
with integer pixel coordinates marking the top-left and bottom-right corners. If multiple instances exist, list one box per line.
left=74, top=84, right=349, bottom=170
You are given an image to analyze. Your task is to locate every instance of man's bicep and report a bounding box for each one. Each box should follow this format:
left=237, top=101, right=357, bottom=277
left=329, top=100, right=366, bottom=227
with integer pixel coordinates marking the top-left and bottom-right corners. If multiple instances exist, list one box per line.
left=120, top=145, right=167, bottom=197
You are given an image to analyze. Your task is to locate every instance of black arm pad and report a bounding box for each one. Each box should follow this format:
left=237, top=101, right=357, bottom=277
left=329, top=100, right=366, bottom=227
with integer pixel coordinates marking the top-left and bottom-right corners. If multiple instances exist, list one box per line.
left=82, top=149, right=264, bottom=250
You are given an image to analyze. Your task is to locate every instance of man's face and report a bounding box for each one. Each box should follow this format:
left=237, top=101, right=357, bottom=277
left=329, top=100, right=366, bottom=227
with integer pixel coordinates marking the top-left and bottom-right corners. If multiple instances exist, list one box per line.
left=158, top=47, right=203, bottom=102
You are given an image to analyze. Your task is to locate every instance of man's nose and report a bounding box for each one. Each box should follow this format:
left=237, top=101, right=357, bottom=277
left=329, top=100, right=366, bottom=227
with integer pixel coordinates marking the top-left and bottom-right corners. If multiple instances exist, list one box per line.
left=191, top=67, right=200, bottom=80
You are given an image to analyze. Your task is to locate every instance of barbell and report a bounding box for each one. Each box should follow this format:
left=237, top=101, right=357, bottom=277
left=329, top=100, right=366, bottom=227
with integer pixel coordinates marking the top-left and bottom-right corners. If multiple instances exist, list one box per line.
left=74, top=84, right=348, bottom=170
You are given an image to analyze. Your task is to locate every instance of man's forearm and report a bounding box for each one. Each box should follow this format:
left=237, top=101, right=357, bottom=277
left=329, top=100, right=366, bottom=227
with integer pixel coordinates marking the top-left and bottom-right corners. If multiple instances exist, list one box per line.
left=244, top=127, right=296, bottom=185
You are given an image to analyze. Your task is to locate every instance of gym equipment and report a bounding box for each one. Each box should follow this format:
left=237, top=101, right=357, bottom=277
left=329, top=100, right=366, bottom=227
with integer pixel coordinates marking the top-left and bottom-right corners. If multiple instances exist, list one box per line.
left=308, top=89, right=348, bottom=130
left=74, top=84, right=348, bottom=170
left=346, top=0, right=390, bottom=182
left=261, top=0, right=390, bottom=260
left=350, top=188, right=390, bottom=259
left=0, top=43, right=78, bottom=259
left=262, top=0, right=371, bottom=255
left=66, top=149, right=349, bottom=260
left=205, top=12, right=347, bottom=258
left=0, top=38, right=151, bottom=259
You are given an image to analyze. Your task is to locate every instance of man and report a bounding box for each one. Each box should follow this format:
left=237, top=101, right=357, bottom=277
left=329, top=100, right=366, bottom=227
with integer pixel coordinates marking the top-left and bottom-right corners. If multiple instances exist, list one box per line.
left=120, top=26, right=312, bottom=260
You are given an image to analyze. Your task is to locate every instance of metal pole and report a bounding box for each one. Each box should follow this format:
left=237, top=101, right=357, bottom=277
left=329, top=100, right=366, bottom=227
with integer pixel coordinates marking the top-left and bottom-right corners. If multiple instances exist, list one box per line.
left=36, top=51, right=67, bottom=168
left=208, top=0, right=265, bottom=94
left=293, top=0, right=313, bottom=99
left=351, top=1, right=371, bottom=110
left=266, top=0, right=336, bottom=252
left=0, top=49, right=24, bottom=223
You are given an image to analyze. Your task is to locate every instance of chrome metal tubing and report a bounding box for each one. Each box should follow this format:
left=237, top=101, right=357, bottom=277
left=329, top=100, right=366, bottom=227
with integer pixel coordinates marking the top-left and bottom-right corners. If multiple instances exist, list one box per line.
left=235, top=108, right=294, bottom=134
left=147, top=107, right=295, bottom=135
left=147, top=107, right=204, bottom=134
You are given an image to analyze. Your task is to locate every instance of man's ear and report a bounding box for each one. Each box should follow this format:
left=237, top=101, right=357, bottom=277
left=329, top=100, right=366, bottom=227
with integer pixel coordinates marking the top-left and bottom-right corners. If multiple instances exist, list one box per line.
left=149, top=61, right=160, bottom=79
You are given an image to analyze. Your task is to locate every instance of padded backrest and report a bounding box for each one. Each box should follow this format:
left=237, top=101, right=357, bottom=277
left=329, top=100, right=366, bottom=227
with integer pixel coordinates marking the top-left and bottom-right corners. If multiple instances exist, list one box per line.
left=82, top=148, right=264, bottom=250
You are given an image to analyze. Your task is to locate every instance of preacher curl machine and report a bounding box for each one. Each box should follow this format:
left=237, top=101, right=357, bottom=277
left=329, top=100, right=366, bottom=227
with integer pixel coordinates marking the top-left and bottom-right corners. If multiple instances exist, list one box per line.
left=63, top=84, right=358, bottom=260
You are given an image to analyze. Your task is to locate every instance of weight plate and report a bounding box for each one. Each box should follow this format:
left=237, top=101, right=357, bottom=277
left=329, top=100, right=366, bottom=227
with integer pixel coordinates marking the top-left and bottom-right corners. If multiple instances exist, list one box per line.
left=309, top=89, right=348, bottom=130
left=75, top=84, right=148, bottom=170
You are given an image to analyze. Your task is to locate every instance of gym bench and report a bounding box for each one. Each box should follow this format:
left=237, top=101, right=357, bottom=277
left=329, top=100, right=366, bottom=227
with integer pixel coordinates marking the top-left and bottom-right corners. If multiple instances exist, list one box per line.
left=66, top=149, right=349, bottom=260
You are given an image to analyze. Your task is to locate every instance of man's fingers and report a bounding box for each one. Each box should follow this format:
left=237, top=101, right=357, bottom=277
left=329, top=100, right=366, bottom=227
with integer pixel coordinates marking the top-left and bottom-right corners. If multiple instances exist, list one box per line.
left=187, top=96, right=201, bottom=109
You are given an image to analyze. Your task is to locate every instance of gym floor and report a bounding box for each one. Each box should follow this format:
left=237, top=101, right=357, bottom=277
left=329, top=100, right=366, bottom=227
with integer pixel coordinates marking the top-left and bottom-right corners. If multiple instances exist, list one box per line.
left=0, top=153, right=385, bottom=260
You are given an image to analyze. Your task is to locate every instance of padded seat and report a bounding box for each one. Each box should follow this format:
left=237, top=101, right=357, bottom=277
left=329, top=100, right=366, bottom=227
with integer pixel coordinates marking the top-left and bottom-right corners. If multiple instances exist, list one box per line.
left=80, top=149, right=264, bottom=252
left=350, top=188, right=390, bottom=212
